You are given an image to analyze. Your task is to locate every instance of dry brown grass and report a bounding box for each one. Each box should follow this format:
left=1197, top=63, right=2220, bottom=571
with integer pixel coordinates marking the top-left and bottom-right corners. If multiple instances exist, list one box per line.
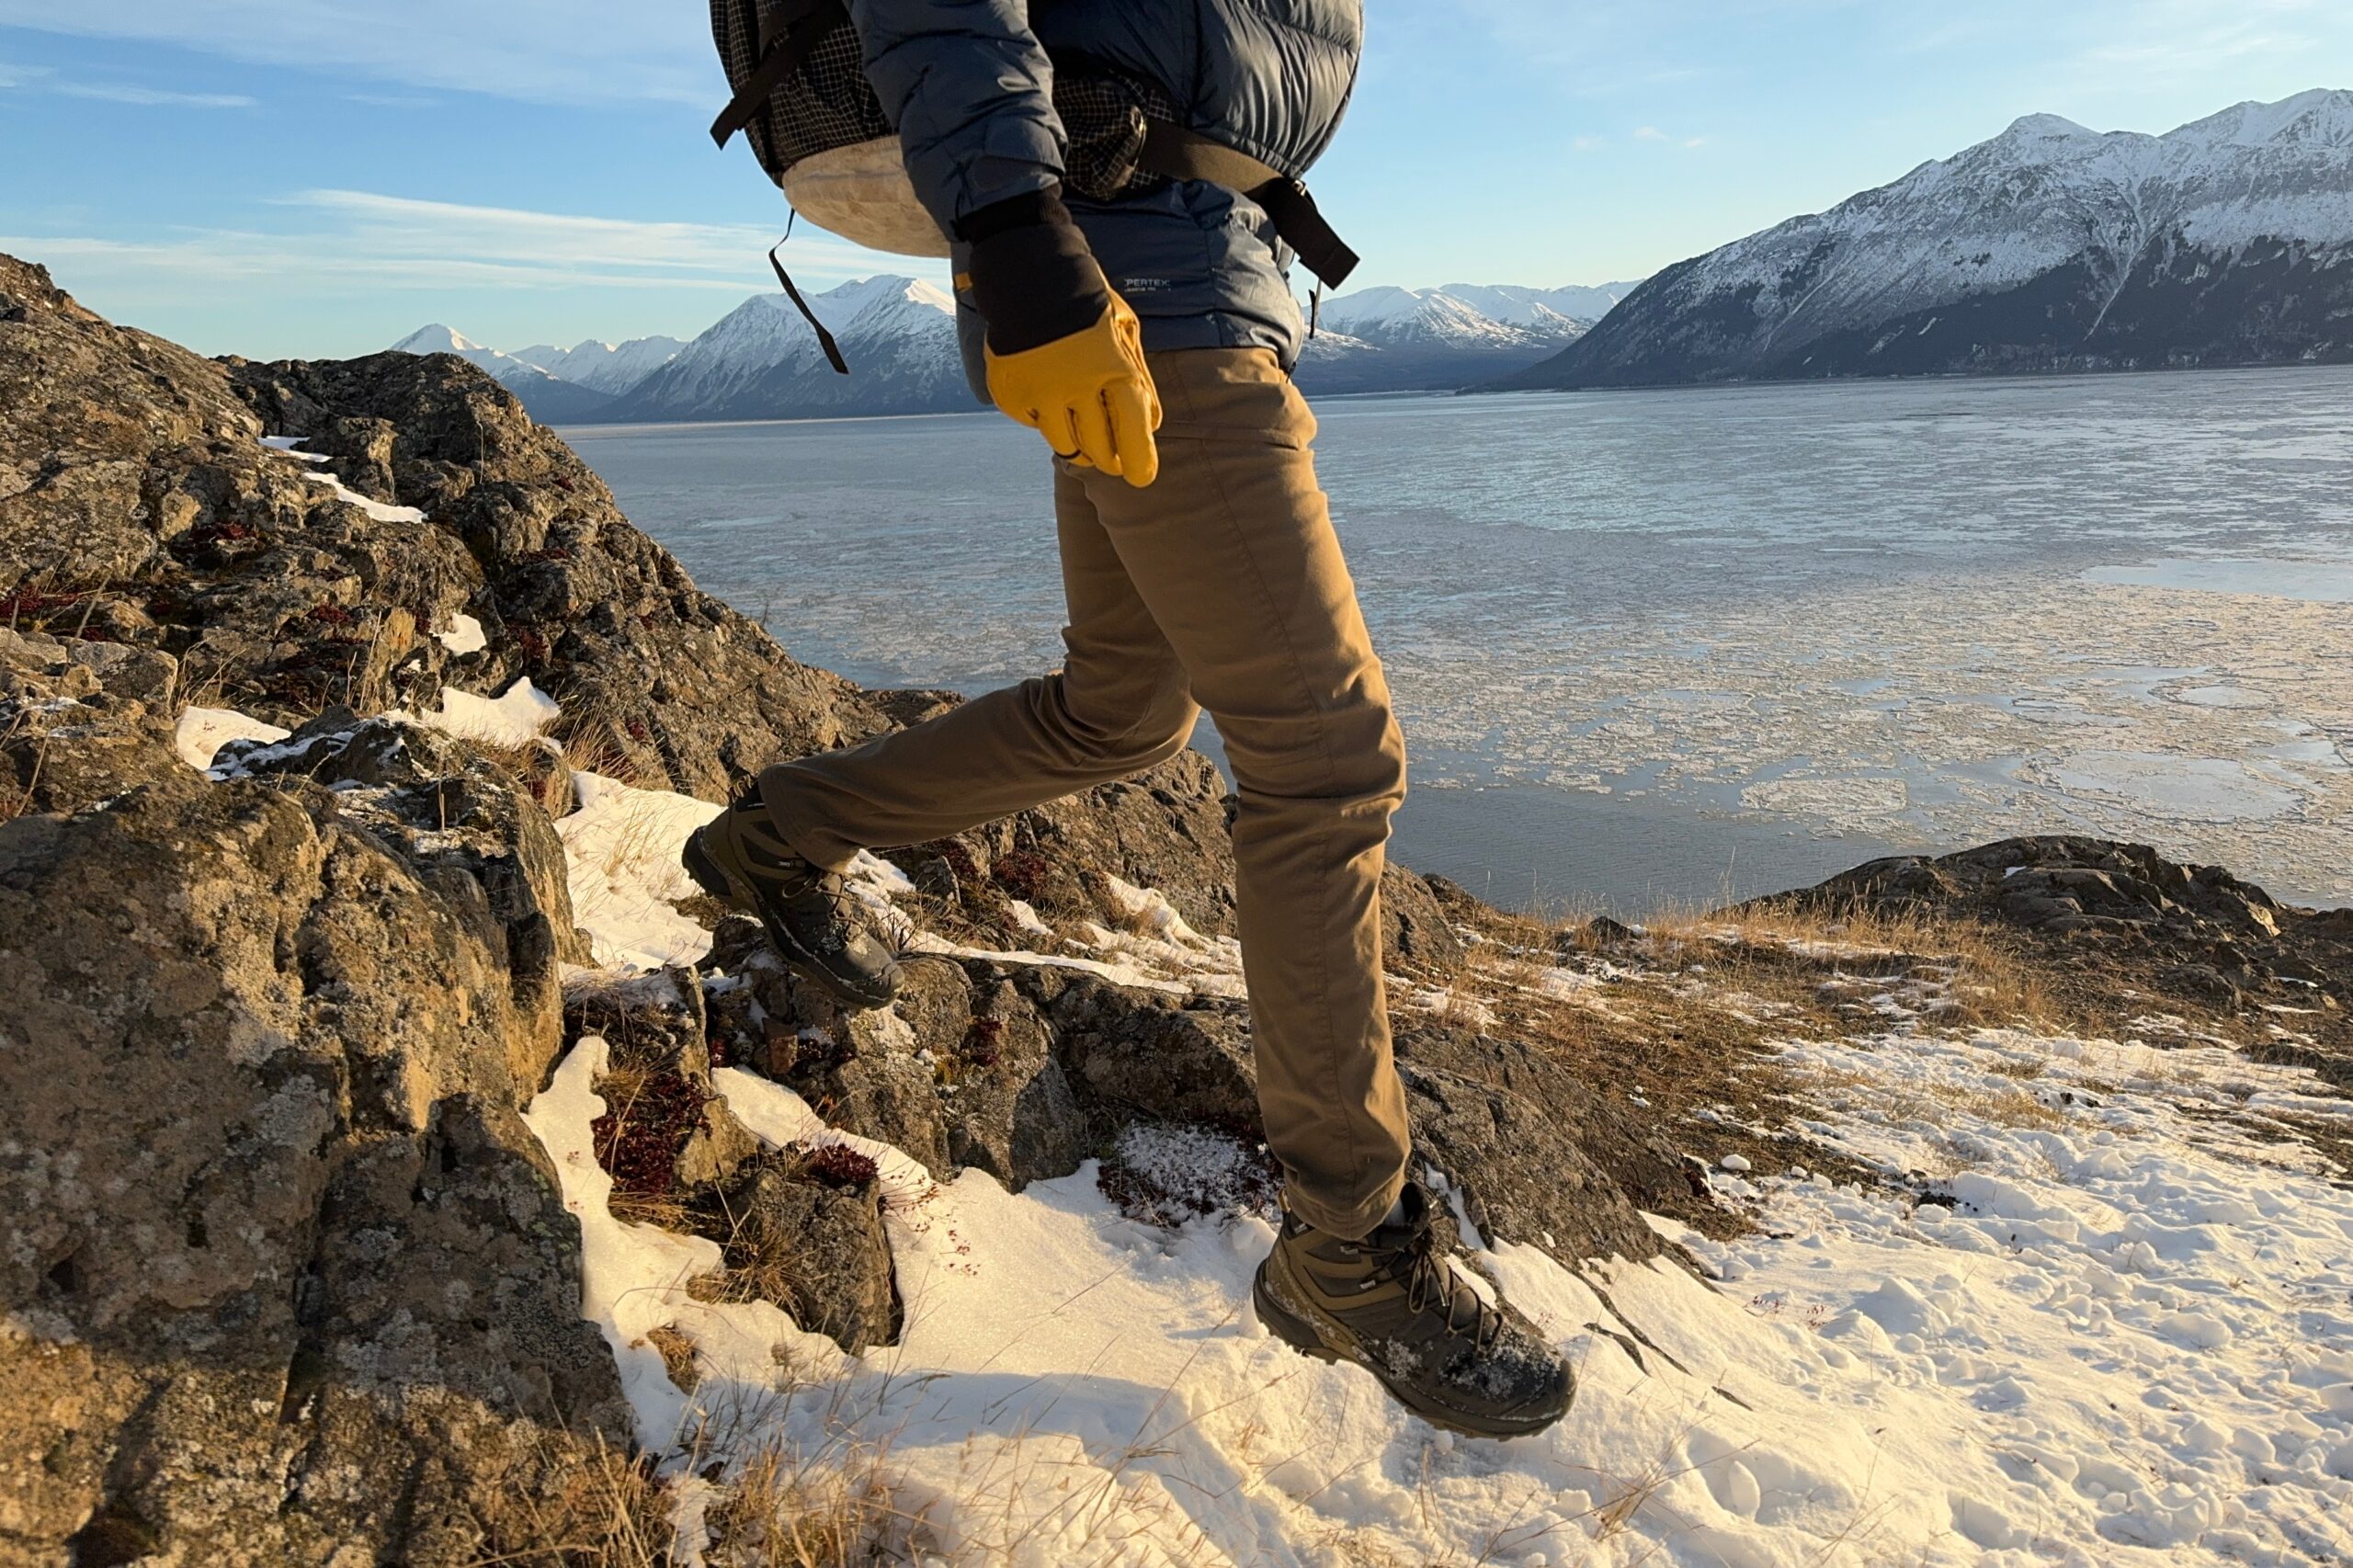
left=547, top=680, right=667, bottom=790
left=466, top=1435, right=674, bottom=1568
left=699, top=1436, right=911, bottom=1568
left=1395, top=882, right=2121, bottom=1214
left=1620, top=894, right=2094, bottom=1037
left=459, top=733, right=577, bottom=816
left=461, top=1416, right=918, bottom=1568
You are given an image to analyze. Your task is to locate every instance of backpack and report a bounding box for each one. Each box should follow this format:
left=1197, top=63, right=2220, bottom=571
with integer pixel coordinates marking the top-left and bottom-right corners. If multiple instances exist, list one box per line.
left=708, top=0, right=1358, bottom=369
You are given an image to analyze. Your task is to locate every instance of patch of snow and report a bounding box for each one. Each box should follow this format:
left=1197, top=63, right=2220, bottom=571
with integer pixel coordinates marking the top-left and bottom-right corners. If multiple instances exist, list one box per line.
left=435, top=613, right=487, bottom=656
left=299, top=467, right=426, bottom=525
left=172, top=706, right=290, bottom=770
left=554, top=771, right=722, bottom=971
left=400, top=676, right=562, bottom=747
left=711, top=1067, right=935, bottom=1210
left=259, top=434, right=427, bottom=522
left=902, top=929, right=1192, bottom=996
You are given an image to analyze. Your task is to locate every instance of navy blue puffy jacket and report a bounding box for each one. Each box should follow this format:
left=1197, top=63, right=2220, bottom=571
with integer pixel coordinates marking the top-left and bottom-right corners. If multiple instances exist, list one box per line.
left=844, top=0, right=1362, bottom=381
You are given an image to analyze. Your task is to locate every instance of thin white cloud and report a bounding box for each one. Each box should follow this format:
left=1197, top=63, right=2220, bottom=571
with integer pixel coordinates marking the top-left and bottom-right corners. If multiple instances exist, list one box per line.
left=55, top=82, right=256, bottom=108
left=0, top=189, right=883, bottom=303
left=0, top=1, right=713, bottom=106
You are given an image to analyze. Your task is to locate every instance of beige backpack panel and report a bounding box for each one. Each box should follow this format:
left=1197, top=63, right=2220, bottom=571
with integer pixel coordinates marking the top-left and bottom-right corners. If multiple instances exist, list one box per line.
left=779, top=135, right=953, bottom=258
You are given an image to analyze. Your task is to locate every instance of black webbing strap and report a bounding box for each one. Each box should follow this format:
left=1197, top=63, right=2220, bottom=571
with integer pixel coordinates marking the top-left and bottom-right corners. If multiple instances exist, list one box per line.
left=710, top=0, right=846, bottom=149
left=1135, top=122, right=1360, bottom=290
left=770, top=240, right=849, bottom=374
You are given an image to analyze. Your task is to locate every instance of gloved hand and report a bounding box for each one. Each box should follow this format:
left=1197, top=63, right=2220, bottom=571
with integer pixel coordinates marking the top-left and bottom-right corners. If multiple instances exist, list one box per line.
left=961, top=187, right=1162, bottom=487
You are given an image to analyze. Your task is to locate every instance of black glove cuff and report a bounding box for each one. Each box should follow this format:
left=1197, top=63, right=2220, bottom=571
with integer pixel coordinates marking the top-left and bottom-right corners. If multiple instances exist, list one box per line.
left=960, top=185, right=1113, bottom=356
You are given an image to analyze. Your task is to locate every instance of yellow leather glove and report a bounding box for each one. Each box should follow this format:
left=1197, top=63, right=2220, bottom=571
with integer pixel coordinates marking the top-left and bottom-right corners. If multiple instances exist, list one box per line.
left=983, top=291, right=1163, bottom=488
left=961, top=185, right=1164, bottom=489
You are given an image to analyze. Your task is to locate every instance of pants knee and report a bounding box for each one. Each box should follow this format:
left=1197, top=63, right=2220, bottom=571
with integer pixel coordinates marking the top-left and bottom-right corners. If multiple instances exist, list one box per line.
left=1227, top=682, right=1405, bottom=811
left=1054, top=675, right=1199, bottom=774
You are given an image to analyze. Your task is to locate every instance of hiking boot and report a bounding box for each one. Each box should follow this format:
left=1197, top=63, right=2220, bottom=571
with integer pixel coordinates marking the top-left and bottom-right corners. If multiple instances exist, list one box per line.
left=1254, top=1181, right=1574, bottom=1439
left=682, top=784, right=903, bottom=1011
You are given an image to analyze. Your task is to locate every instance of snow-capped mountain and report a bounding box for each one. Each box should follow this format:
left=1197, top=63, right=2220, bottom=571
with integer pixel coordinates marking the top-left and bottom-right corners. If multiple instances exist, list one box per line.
left=389, top=324, right=561, bottom=393
left=509, top=335, right=687, bottom=396
left=1439, top=281, right=1642, bottom=329
left=1314, top=286, right=1570, bottom=351
left=386, top=324, right=625, bottom=422
left=608, top=276, right=964, bottom=422
left=1508, top=90, right=2353, bottom=391
left=1292, top=282, right=1620, bottom=394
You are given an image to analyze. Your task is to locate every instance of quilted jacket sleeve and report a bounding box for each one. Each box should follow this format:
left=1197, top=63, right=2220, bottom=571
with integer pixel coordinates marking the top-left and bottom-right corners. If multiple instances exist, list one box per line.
left=845, top=0, right=1069, bottom=235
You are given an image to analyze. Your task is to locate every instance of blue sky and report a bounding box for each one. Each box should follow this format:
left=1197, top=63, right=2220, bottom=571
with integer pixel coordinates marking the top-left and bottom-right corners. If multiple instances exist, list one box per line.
left=2, top=1, right=2347, bottom=358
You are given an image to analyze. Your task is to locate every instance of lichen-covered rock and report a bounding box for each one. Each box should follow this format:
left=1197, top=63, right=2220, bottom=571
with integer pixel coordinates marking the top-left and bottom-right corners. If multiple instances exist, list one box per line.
left=1381, top=862, right=1466, bottom=975
left=0, top=626, right=186, bottom=816
left=1394, top=1028, right=1692, bottom=1266
left=712, top=1147, right=900, bottom=1354
left=942, top=975, right=1089, bottom=1187
left=225, top=712, right=592, bottom=990
left=223, top=348, right=912, bottom=793
left=0, top=753, right=622, bottom=1563
left=569, top=967, right=760, bottom=1198
left=1025, top=970, right=1263, bottom=1135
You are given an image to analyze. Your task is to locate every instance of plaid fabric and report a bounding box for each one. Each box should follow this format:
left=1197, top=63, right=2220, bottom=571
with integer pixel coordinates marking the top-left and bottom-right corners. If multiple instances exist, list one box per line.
left=712, top=0, right=1175, bottom=202
left=711, top=0, right=892, bottom=182
left=1056, top=69, right=1178, bottom=201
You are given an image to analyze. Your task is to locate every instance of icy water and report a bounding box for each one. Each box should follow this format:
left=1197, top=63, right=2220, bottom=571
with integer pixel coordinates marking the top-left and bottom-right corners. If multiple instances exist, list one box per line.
left=567, top=366, right=2353, bottom=912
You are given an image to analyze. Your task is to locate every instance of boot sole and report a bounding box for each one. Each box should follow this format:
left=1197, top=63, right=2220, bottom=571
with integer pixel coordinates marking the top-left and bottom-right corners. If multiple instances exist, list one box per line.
left=683, top=826, right=901, bottom=1013
left=1252, top=1260, right=1570, bottom=1440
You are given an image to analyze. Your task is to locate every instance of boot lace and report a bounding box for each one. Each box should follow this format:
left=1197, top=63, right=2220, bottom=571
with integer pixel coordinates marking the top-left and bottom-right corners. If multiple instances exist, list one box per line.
left=1367, top=1205, right=1505, bottom=1352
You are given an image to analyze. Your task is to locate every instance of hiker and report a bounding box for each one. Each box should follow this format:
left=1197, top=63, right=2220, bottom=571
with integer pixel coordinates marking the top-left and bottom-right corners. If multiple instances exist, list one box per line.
left=689, top=0, right=1574, bottom=1438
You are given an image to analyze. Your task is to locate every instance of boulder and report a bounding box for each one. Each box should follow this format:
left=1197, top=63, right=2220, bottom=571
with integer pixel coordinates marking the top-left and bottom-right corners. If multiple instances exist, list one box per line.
left=1026, top=970, right=1263, bottom=1135
left=222, top=713, right=593, bottom=1044
left=710, top=1147, right=900, bottom=1355
left=1382, top=861, right=1466, bottom=974
left=0, top=627, right=185, bottom=816
left=1394, top=1028, right=1690, bottom=1265
left=0, top=761, right=626, bottom=1563
left=569, top=968, right=761, bottom=1200
left=942, top=975, right=1090, bottom=1187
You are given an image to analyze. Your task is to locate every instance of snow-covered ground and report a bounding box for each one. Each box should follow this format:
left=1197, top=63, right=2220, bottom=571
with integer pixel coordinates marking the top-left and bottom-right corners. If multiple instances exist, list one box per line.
left=517, top=752, right=2353, bottom=1566
left=174, top=657, right=2353, bottom=1564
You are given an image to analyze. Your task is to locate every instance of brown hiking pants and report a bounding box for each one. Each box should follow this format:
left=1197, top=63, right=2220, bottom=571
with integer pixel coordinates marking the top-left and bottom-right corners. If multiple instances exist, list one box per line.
left=760, top=347, right=1412, bottom=1238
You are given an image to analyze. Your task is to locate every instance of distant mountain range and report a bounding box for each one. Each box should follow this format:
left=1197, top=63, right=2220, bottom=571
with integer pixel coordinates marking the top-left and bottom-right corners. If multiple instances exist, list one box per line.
left=1502, top=89, right=2353, bottom=392
left=392, top=278, right=1640, bottom=424
left=1293, top=282, right=1636, bottom=394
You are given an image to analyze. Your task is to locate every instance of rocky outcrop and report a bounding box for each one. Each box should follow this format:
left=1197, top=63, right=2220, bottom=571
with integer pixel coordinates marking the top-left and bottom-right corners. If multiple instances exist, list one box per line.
left=0, top=748, right=626, bottom=1563
left=1791, top=835, right=2350, bottom=1075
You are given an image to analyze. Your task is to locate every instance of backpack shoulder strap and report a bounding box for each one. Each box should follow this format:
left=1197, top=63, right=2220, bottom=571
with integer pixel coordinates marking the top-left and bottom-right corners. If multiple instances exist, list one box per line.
left=710, top=0, right=847, bottom=149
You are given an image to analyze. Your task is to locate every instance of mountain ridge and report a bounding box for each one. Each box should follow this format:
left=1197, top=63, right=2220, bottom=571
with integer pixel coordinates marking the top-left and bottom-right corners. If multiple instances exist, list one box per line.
left=1499, top=89, right=2353, bottom=392
left=392, top=278, right=1631, bottom=423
